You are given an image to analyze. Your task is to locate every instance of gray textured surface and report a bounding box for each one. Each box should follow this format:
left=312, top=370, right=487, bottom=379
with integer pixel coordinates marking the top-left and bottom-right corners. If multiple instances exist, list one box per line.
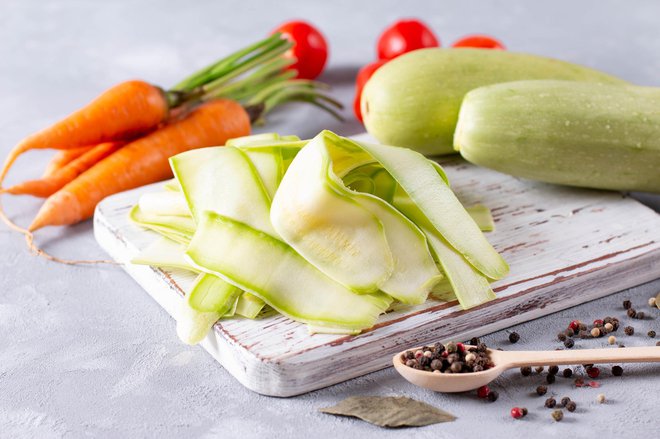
left=1, top=1, right=659, bottom=438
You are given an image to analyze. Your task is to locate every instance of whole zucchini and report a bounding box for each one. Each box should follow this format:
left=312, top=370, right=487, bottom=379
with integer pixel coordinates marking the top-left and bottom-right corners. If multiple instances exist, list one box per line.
left=361, top=48, right=625, bottom=156
left=454, top=80, right=660, bottom=193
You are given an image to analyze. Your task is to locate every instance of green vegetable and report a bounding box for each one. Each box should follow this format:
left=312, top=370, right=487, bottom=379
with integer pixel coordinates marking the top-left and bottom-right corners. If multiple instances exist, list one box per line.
left=271, top=131, right=442, bottom=303
left=455, top=80, right=660, bottom=193
left=129, top=205, right=194, bottom=244
left=187, top=273, right=241, bottom=313
left=131, top=237, right=198, bottom=272
left=187, top=212, right=393, bottom=332
left=361, top=48, right=625, bottom=156
left=234, top=292, right=266, bottom=319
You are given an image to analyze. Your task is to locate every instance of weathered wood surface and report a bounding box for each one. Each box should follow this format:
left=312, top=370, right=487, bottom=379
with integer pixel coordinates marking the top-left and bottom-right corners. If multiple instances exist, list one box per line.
left=94, top=144, right=660, bottom=397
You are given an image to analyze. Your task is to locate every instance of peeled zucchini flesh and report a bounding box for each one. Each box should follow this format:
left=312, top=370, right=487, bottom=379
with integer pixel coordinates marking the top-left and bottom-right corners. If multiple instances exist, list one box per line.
left=186, top=212, right=393, bottom=331
left=455, top=80, right=660, bottom=193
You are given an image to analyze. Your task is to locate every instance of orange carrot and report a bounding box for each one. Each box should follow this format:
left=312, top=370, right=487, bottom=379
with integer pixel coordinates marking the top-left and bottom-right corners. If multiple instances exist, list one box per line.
left=3, top=142, right=124, bottom=197
left=0, top=80, right=168, bottom=185
left=42, top=146, right=94, bottom=177
left=29, top=99, right=250, bottom=231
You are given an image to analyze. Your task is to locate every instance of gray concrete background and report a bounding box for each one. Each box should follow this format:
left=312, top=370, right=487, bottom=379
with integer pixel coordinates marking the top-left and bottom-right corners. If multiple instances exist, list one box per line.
left=1, top=1, right=659, bottom=437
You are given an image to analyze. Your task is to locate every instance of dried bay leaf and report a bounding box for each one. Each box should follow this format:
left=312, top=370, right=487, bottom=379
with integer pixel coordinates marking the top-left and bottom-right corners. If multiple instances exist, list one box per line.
left=319, top=396, right=456, bottom=428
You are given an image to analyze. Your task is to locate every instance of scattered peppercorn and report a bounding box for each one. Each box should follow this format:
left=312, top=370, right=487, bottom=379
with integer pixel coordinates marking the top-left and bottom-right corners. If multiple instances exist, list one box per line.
left=579, top=330, right=590, bottom=339
left=586, top=367, right=600, bottom=379
left=569, top=320, right=580, bottom=331
left=649, top=297, right=657, bottom=308
left=635, top=311, right=645, bottom=320
left=547, top=374, right=556, bottom=384
left=627, top=308, right=637, bottom=318
left=564, top=339, right=575, bottom=349
left=520, top=366, right=532, bottom=376
left=619, top=343, right=626, bottom=348
left=535, top=366, right=544, bottom=374
left=563, top=368, right=573, bottom=378
left=510, top=407, right=524, bottom=419
left=545, top=397, right=556, bottom=408
left=477, top=385, right=490, bottom=399
left=624, top=326, right=634, bottom=336
left=591, top=327, right=601, bottom=338
left=656, top=341, right=660, bottom=347
left=608, top=335, right=616, bottom=345
left=487, top=390, right=499, bottom=402
left=579, top=322, right=587, bottom=331
left=597, top=394, right=606, bottom=404
left=648, top=330, right=656, bottom=338
left=612, top=365, right=623, bottom=376
left=593, top=319, right=604, bottom=327
left=565, top=327, right=575, bottom=337
left=560, top=396, right=571, bottom=407
left=623, top=299, right=632, bottom=309
left=557, top=332, right=567, bottom=342
left=566, top=401, right=577, bottom=412
left=509, top=332, right=520, bottom=344
left=552, top=410, right=564, bottom=422
left=536, top=385, right=548, bottom=396
left=548, top=365, right=559, bottom=375
left=521, top=408, right=528, bottom=417
left=604, top=322, right=614, bottom=333
left=470, top=337, right=480, bottom=346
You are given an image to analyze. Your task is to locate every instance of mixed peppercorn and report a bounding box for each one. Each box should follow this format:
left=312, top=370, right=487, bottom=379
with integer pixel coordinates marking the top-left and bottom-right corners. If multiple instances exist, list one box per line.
left=400, top=341, right=493, bottom=374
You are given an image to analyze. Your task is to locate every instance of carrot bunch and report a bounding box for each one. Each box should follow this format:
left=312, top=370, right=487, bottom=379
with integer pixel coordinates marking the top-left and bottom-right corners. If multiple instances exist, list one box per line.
left=0, top=34, right=342, bottom=262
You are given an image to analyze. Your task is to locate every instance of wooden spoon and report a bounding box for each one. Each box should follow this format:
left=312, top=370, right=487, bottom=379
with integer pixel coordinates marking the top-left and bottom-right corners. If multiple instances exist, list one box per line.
left=393, top=345, right=660, bottom=393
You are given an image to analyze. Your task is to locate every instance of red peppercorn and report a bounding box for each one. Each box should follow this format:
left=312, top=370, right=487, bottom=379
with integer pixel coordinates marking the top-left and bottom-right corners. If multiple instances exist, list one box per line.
left=568, top=320, right=580, bottom=332
left=587, top=366, right=600, bottom=379
left=441, top=351, right=449, bottom=358
left=593, top=319, right=604, bottom=327
left=477, top=385, right=490, bottom=398
left=456, top=342, right=465, bottom=353
left=510, top=407, right=524, bottom=419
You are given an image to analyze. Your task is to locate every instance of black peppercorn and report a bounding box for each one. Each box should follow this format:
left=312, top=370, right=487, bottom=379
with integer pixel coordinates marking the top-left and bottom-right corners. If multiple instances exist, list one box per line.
left=656, top=341, right=660, bottom=347
left=565, top=327, right=575, bottom=337
left=560, top=396, right=571, bottom=407
left=552, top=410, right=564, bottom=422
left=562, top=368, right=573, bottom=378
left=627, top=308, right=637, bottom=318
left=520, top=366, right=532, bottom=376
left=557, top=332, right=567, bottom=342
left=477, top=342, right=488, bottom=352
left=578, top=330, right=590, bottom=339
left=579, top=323, right=587, bottom=331
left=536, top=385, right=548, bottom=396
left=545, top=397, right=556, bottom=408
left=547, top=374, right=556, bottom=384
left=564, top=339, right=575, bottom=348
left=624, top=326, right=634, bottom=336
left=623, top=299, right=632, bottom=309
left=549, top=365, right=559, bottom=375
left=433, top=342, right=445, bottom=353
left=566, top=401, right=577, bottom=412
left=648, top=330, right=656, bottom=338
left=509, top=332, right=520, bottom=343
left=487, top=390, right=499, bottom=402
left=612, top=365, right=623, bottom=376
left=636, top=311, right=645, bottom=320
left=521, top=407, right=528, bottom=417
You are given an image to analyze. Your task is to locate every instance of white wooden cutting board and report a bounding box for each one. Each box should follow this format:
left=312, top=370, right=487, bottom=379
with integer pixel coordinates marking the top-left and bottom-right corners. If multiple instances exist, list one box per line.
left=93, top=137, right=660, bottom=397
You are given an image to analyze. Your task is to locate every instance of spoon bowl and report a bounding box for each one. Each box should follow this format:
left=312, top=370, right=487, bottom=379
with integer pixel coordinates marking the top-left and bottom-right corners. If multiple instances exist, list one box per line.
left=393, top=344, right=660, bottom=393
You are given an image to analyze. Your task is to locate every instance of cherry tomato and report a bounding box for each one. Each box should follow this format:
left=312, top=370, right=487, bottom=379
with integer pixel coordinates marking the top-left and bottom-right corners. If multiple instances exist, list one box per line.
left=452, top=35, right=505, bottom=50
left=377, top=19, right=440, bottom=60
left=353, top=60, right=388, bottom=122
left=273, top=20, right=328, bottom=80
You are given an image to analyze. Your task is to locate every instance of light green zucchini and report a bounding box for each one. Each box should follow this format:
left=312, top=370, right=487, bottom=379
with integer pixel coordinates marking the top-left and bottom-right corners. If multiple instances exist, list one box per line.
left=187, top=273, right=241, bottom=313
left=170, top=146, right=276, bottom=236
left=234, top=292, right=266, bottom=319
left=186, top=212, right=393, bottom=332
left=271, top=131, right=443, bottom=302
left=129, top=205, right=195, bottom=244
left=362, top=48, right=625, bottom=156
left=455, top=80, right=660, bottom=193
left=131, top=237, right=198, bottom=272
left=138, top=191, right=190, bottom=217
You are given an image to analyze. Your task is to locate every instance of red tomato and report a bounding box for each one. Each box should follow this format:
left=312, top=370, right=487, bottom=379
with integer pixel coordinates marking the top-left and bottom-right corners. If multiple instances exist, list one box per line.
left=452, top=35, right=505, bottom=50
left=377, top=19, right=440, bottom=60
left=272, top=20, right=328, bottom=80
left=353, top=60, right=388, bottom=122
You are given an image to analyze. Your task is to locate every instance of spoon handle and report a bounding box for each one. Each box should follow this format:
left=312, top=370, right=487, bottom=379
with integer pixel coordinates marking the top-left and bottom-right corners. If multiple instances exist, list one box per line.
left=502, top=346, right=660, bottom=368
